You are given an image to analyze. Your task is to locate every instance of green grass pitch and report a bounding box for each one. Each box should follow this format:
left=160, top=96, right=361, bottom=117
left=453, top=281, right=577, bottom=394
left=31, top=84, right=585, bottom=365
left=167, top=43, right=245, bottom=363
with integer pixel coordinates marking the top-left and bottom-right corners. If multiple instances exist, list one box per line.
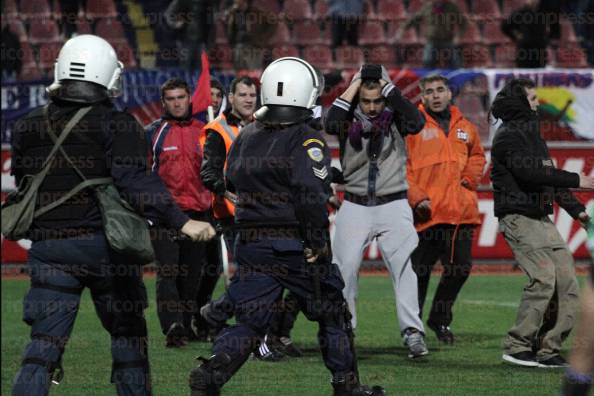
left=2, top=274, right=586, bottom=395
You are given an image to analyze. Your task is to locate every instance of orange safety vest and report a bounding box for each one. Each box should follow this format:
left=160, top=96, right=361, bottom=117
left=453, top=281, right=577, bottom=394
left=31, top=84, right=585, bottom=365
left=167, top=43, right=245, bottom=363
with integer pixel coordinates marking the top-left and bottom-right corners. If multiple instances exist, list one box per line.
left=200, top=114, right=240, bottom=219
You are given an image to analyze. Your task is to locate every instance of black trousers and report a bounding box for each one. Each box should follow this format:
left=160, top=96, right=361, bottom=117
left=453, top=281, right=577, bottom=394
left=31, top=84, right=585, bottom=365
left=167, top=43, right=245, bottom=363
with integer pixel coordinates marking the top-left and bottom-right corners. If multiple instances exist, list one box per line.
left=411, top=224, right=474, bottom=327
left=152, top=211, right=209, bottom=334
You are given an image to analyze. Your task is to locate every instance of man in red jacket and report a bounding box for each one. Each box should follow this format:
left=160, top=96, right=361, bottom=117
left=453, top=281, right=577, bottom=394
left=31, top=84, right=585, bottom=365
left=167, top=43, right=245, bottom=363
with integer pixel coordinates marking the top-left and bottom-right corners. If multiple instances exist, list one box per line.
left=145, top=78, right=213, bottom=347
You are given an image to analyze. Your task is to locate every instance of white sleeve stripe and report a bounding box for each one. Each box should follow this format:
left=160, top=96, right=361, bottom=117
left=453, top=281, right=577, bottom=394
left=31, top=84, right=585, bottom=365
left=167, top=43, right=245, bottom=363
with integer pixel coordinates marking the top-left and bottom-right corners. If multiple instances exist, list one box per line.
left=333, top=99, right=350, bottom=111
left=382, top=83, right=395, bottom=97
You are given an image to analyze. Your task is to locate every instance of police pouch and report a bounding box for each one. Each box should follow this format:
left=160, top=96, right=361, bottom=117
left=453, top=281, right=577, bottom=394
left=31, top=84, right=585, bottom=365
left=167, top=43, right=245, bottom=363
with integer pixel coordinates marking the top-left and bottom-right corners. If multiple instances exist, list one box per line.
left=94, top=183, right=155, bottom=264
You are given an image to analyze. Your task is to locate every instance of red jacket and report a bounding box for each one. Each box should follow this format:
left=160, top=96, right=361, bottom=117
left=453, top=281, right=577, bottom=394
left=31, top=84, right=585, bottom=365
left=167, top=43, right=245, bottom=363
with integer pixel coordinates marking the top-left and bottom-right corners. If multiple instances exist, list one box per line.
left=145, top=117, right=211, bottom=212
left=406, top=104, right=486, bottom=232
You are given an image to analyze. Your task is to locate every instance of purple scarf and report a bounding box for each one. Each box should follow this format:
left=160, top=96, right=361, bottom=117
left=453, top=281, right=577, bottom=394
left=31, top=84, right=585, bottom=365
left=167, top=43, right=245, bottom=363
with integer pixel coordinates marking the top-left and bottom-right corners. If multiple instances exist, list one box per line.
left=348, top=108, right=393, bottom=151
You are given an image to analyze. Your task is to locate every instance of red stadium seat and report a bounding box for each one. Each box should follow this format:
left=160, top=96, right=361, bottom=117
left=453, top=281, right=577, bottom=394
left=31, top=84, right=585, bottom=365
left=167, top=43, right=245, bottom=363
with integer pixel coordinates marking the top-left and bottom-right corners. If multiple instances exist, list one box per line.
left=312, top=0, right=329, bottom=20
left=19, top=42, right=38, bottom=70
left=502, top=0, right=532, bottom=16
left=303, top=45, right=334, bottom=70
left=252, top=0, right=281, bottom=14
left=374, top=0, right=407, bottom=21
left=8, top=20, right=27, bottom=41
left=452, top=0, right=469, bottom=13
left=20, top=0, right=51, bottom=19
left=75, top=16, right=93, bottom=35
left=284, top=0, right=312, bottom=21
left=29, top=18, right=61, bottom=44
left=407, top=0, right=424, bottom=15
left=367, top=45, right=397, bottom=67
left=335, top=45, right=364, bottom=69
left=293, top=20, right=329, bottom=46
left=471, top=1, right=501, bottom=21
left=359, top=21, right=385, bottom=46
left=269, top=22, right=291, bottom=46
left=493, top=45, right=516, bottom=68
left=209, top=45, right=233, bottom=70
left=559, top=17, right=578, bottom=43
left=386, top=22, right=420, bottom=45
left=3, top=0, right=19, bottom=18
left=38, top=41, right=63, bottom=70
left=85, top=0, right=118, bottom=19
left=271, top=45, right=300, bottom=59
left=95, top=18, right=127, bottom=43
left=483, top=19, right=511, bottom=45
left=113, top=42, right=137, bottom=68
left=457, top=21, right=480, bottom=44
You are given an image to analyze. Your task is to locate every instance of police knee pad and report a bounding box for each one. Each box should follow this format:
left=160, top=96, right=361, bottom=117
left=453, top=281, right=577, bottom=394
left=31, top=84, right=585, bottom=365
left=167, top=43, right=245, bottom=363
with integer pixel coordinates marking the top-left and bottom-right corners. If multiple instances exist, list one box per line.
left=332, top=372, right=385, bottom=396
left=189, top=353, right=234, bottom=396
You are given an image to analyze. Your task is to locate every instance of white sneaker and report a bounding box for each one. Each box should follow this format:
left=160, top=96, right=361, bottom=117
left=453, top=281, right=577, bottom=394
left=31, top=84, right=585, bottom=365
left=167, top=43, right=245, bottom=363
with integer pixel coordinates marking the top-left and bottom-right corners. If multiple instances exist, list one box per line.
left=403, top=328, right=429, bottom=359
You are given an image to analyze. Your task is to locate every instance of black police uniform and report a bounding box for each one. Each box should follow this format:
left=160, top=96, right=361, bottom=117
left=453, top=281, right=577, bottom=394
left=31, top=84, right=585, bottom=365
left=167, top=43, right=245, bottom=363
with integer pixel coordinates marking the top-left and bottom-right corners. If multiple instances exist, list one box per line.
left=11, top=80, right=191, bottom=396
left=190, top=116, right=365, bottom=393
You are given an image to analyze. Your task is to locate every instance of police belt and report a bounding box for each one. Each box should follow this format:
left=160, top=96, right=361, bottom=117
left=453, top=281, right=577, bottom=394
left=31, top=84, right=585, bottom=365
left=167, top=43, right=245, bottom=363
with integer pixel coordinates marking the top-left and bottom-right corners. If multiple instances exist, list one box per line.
left=344, top=191, right=407, bottom=207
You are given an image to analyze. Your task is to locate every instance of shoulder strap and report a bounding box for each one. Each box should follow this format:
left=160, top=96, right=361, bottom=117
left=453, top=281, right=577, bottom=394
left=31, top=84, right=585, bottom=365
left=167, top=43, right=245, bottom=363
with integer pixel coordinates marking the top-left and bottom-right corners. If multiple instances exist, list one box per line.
left=42, top=106, right=93, bottom=170
left=33, top=105, right=106, bottom=219
left=34, top=177, right=113, bottom=218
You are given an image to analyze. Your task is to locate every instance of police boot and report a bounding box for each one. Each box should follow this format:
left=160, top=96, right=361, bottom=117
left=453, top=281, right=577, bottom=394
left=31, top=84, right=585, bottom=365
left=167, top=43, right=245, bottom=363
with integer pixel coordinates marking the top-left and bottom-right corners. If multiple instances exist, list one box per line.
left=189, top=353, right=232, bottom=396
left=331, top=373, right=386, bottom=396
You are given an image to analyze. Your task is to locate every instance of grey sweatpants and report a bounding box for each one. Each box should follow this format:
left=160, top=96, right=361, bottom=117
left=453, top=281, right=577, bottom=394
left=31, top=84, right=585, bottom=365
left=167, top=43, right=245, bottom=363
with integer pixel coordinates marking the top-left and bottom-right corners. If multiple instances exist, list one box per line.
left=332, top=199, right=424, bottom=334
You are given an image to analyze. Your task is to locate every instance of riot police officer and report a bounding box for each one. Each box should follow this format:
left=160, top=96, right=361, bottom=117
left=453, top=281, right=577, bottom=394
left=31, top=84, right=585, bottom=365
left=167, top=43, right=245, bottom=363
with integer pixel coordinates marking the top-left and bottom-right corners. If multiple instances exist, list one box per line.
left=188, top=57, right=384, bottom=396
left=9, top=34, right=215, bottom=395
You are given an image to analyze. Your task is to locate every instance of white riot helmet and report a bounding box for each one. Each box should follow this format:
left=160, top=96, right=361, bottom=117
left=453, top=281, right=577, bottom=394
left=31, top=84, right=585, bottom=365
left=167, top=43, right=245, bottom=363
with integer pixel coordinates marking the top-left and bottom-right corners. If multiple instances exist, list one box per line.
left=51, top=35, right=124, bottom=97
left=255, top=57, right=323, bottom=125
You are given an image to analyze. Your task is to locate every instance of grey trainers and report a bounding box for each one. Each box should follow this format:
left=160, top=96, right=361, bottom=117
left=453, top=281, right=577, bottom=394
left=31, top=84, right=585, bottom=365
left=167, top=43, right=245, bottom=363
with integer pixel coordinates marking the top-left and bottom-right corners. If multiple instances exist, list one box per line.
left=403, top=328, right=428, bottom=359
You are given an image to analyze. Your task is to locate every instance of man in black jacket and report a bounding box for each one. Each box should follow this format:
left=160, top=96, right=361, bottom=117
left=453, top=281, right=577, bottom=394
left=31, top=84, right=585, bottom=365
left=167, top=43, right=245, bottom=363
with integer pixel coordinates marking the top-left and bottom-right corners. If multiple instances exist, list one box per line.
left=490, top=78, right=594, bottom=368
left=9, top=35, right=215, bottom=396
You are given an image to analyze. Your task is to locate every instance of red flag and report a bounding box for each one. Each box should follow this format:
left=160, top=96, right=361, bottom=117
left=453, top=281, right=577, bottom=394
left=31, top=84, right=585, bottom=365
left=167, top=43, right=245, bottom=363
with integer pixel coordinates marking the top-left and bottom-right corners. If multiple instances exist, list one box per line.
left=191, top=51, right=212, bottom=115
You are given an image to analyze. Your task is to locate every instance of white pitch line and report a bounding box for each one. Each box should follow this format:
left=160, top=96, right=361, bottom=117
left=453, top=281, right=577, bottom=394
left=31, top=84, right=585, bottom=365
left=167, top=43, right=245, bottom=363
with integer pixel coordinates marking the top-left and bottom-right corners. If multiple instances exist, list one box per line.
left=460, top=299, right=518, bottom=308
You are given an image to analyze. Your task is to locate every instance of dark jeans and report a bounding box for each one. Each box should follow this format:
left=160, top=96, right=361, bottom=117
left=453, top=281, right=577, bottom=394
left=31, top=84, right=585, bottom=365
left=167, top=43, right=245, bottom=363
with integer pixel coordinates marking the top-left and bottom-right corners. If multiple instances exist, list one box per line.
left=330, top=16, right=360, bottom=47
left=152, top=211, right=209, bottom=334
left=12, top=233, right=151, bottom=396
left=411, top=224, right=474, bottom=327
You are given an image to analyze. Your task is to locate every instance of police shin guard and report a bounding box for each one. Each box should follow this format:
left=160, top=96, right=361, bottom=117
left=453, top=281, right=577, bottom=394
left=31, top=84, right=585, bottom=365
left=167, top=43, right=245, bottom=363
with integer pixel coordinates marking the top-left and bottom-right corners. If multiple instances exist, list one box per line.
left=189, top=353, right=239, bottom=396
left=331, top=373, right=386, bottom=396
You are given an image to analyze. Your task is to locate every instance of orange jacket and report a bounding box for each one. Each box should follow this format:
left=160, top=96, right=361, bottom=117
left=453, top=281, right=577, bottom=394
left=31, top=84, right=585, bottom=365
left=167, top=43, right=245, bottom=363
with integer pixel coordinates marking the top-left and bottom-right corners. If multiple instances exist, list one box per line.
left=200, top=114, right=240, bottom=219
left=406, top=104, right=486, bottom=232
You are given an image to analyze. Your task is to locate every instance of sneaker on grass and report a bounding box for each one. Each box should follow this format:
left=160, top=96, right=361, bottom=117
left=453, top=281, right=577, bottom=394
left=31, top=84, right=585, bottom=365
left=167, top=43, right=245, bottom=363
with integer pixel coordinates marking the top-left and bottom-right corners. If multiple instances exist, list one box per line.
left=403, top=328, right=428, bottom=359
left=502, top=351, right=539, bottom=367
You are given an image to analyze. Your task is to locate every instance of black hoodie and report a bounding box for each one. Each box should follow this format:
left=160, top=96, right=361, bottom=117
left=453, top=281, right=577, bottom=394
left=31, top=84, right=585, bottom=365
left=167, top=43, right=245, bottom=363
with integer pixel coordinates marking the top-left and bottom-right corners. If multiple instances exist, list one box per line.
left=490, top=80, right=584, bottom=219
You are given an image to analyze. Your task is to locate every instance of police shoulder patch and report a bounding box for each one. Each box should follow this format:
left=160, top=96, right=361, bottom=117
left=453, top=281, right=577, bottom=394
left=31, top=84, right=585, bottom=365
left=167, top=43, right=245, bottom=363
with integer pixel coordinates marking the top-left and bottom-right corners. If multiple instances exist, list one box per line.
left=307, top=147, right=324, bottom=162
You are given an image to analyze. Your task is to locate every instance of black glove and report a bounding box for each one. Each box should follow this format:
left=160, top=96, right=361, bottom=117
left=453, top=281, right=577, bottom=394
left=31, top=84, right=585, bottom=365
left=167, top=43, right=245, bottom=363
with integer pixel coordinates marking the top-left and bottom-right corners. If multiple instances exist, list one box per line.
left=361, top=64, right=383, bottom=81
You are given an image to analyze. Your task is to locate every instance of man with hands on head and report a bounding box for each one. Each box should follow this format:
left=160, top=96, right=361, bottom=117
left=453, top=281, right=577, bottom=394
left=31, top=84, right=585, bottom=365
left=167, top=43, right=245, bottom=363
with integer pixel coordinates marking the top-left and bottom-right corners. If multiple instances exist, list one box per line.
left=325, top=64, right=428, bottom=359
